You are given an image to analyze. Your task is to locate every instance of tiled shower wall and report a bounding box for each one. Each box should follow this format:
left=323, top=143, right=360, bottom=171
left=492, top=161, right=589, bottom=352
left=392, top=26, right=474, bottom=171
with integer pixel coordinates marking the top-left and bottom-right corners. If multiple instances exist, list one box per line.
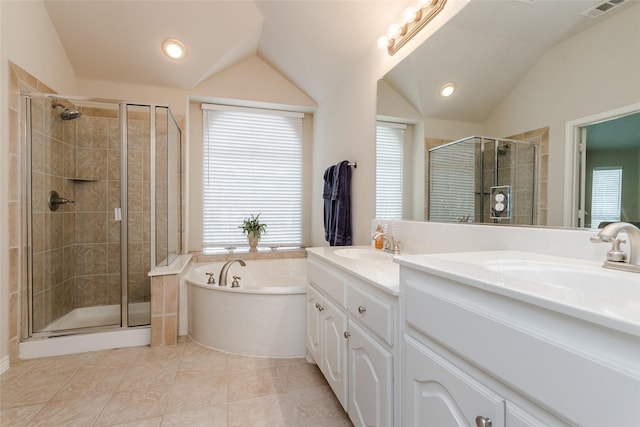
left=29, top=95, right=77, bottom=330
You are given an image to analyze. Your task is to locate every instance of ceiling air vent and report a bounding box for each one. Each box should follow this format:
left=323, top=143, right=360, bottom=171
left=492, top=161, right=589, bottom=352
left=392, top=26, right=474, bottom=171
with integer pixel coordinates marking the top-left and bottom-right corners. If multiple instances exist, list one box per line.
left=582, top=0, right=626, bottom=18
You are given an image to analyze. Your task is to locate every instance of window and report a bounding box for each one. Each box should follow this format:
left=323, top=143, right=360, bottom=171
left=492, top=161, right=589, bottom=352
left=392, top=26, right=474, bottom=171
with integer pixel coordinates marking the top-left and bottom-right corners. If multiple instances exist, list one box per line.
left=202, top=104, right=303, bottom=248
left=591, top=166, right=622, bottom=229
left=376, top=121, right=405, bottom=218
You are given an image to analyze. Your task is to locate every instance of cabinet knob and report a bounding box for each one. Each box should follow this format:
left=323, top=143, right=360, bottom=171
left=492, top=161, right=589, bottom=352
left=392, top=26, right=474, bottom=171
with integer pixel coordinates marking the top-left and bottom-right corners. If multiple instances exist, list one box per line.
left=475, top=416, right=492, bottom=427
left=314, top=302, right=319, bottom=309
left=358, top=305, right=366, bottom=314
left=344, top=331, right=351, bottom=339
left=318, top=304, right=324, bottom=312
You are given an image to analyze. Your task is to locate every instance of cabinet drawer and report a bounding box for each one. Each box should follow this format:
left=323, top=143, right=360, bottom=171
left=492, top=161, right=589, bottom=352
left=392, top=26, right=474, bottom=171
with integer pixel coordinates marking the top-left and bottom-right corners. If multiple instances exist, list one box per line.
left=347, top=284, right=394, bottom=346
left=307, top=258, right=346, bottom=307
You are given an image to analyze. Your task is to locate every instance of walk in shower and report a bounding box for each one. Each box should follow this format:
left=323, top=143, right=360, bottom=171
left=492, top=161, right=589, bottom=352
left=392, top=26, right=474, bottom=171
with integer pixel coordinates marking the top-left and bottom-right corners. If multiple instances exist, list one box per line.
left=22, top=94, right=182, bottom=337
left=429, top=136, right=538, bottom=224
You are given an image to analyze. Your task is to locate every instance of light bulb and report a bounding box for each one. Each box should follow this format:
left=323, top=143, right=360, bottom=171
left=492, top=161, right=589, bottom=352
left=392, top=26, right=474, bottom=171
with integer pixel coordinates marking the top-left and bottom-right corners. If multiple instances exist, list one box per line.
left=162, top=39, right=186, bottom=60
left=387, top=23, right=404, bottom=39
left=402, top=7, right=418, bottom=24
left=439, top=82, right=456, bottom=98
left=377, top=35, right=390, bottom=49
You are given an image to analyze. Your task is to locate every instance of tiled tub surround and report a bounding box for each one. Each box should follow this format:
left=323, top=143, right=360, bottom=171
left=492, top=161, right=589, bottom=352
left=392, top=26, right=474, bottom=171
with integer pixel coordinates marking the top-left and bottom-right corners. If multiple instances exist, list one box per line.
left=0, top=337, right=352, bottom=426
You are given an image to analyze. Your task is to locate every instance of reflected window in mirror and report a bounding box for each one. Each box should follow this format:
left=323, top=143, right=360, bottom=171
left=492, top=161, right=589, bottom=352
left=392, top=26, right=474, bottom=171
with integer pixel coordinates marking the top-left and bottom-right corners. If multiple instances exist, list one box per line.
left=376, top=122, right=406, bottom=218
left=590, top=167, right=623, bottom=229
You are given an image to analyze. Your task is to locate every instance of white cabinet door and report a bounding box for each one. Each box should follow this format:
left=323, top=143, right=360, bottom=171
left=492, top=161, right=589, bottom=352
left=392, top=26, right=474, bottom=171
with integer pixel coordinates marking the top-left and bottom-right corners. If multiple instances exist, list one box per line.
left=306, top=285, right=322, bottom=364
left=321, top=296, right=349, bottom=409
left=348, top=320, right=393, bottom=427
left=404, top=335, right=505, bottom=427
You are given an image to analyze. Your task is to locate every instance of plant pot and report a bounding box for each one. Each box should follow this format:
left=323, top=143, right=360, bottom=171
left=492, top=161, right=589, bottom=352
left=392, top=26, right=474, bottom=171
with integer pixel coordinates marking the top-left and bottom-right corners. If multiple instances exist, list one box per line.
left=248, top=232, right=259, bottom=252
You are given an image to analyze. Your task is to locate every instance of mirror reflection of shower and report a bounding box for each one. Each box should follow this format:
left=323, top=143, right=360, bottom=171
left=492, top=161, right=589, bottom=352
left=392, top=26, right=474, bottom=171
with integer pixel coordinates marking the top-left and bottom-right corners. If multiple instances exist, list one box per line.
left=51, top=101, right=82, bottom=120
left=428, top=136, right=539, bottom=225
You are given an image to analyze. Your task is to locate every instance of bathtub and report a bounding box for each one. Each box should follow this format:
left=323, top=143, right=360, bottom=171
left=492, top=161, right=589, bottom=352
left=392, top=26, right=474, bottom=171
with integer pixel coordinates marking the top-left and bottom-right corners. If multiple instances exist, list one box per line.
left=186, top=257, right=307, bottom=358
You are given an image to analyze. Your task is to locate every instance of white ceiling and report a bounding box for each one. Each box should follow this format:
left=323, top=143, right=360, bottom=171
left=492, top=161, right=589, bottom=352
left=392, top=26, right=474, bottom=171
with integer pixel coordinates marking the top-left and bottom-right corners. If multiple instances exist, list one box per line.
left=43, top=0, right=403, bottom=102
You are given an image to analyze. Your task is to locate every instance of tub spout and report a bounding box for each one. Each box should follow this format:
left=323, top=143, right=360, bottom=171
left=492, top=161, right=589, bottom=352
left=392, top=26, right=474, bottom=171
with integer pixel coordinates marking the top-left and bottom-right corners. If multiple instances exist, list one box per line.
left=219, top=259, right=246, bottom=286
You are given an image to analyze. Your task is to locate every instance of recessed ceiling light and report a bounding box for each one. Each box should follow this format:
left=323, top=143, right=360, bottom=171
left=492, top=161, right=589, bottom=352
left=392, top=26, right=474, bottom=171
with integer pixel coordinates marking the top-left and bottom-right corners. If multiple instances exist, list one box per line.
left=439, top=82, right=456, bottom=98
left=162, top=39, right=186, bottom=60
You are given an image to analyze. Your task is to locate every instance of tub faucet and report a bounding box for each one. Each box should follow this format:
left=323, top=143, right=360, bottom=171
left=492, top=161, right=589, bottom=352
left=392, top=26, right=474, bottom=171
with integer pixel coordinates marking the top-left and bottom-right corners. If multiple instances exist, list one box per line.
left=219, top=259, right=246, bottom=286
left=591, top=222, right=640, bottom=273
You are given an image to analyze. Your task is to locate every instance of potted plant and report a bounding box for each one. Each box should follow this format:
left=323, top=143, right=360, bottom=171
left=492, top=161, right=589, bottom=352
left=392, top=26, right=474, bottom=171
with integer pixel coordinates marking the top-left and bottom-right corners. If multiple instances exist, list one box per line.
left=239, top=213, right=267, bottom=252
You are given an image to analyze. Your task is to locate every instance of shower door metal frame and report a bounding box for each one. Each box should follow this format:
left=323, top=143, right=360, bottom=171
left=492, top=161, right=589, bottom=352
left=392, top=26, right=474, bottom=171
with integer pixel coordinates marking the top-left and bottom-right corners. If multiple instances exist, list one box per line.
left=20, top=94, right=167, bottom=339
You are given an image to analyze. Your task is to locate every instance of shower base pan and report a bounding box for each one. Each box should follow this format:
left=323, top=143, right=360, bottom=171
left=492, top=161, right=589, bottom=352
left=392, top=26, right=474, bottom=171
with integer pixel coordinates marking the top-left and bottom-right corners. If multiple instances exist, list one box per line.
left=42, top=302, right=150, bottom=332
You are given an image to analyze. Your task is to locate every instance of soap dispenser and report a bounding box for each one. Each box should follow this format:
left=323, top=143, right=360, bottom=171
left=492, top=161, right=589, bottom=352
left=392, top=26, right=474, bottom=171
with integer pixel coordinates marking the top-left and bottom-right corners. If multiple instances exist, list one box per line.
left=374, top=224, right=384, bottom=250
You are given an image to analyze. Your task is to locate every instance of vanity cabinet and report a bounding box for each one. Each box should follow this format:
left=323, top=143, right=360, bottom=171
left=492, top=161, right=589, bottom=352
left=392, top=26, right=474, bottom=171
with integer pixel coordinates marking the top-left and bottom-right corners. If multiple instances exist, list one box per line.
left=306, top=252, right=399, bottom=427
left=307, top=283, right=348, bottom=407
left=403, top=334, right=505, bottom=427
left=348, top=320, right=393, bottom=427
left=398, top=263, right=640, bottom=427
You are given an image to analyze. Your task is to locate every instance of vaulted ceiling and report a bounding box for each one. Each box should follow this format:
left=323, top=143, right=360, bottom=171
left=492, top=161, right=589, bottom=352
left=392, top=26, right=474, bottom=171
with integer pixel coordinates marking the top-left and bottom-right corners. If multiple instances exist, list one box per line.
left=43, top=0, right=638, bottom=120
left=43, top=0, right=403, bottom=102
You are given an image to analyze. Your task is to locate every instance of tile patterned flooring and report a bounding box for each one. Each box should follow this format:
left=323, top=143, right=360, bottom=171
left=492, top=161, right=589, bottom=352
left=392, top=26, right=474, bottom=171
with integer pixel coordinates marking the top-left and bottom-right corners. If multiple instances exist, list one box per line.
left=0, top=337, right=352, bottom=426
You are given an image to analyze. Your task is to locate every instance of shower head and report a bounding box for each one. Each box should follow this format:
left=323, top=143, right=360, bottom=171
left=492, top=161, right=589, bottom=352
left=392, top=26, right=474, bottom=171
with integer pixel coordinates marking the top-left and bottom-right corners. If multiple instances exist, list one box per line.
left=497, top=144, right=510, bottom=156
left=52, top=102, right=82, bottom=120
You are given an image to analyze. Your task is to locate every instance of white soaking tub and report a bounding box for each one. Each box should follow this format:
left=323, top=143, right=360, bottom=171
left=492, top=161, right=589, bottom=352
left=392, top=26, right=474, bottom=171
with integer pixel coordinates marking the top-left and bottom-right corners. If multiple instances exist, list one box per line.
left=186, top=257, right=307, bottom=357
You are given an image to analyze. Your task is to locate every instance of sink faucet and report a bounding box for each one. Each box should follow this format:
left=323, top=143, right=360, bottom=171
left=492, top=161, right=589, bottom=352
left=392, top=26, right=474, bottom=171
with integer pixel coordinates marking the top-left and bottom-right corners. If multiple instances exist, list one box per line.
left=372, top=231, right=402, bottom=254
left=591, top=222, right=640, bottom=273
left=219, top=259, right=247, bottom=286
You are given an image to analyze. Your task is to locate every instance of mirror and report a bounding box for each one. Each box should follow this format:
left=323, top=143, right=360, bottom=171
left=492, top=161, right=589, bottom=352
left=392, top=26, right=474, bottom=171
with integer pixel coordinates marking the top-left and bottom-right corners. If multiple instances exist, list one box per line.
left=377, top=0, right=640, bottom=227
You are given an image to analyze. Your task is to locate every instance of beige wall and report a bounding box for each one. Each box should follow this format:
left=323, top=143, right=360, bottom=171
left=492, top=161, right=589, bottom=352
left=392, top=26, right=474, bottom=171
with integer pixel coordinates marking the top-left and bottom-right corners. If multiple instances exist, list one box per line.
left=1, top=0, right=78, bottom=367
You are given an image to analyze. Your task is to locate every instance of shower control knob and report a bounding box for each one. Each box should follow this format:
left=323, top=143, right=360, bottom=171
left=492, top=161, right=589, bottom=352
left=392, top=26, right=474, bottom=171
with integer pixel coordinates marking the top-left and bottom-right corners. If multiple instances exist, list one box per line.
left=358, top=306, right=366, bottom=314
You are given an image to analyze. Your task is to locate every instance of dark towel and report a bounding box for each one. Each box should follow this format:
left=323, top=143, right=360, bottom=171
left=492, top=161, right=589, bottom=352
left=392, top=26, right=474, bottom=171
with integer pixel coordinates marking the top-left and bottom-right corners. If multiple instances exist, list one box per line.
left=324, top=160, right=352, bottom=246
left=323, top=165, right=335, bottom=242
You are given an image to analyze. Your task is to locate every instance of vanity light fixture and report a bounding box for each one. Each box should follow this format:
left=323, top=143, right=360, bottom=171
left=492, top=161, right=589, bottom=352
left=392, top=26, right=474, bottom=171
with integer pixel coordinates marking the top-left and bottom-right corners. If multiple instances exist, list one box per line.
left=162, top=38, right=186, bottom=60
left=378, top=0, right=447, bottom=55
left=439, top=82, right=456, bottom=98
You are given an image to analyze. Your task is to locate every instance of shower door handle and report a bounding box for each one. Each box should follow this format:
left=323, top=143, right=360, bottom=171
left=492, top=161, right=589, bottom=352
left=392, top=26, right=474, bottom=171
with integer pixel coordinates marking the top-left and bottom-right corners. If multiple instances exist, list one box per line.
left=114, top=208, right=122, bottom=221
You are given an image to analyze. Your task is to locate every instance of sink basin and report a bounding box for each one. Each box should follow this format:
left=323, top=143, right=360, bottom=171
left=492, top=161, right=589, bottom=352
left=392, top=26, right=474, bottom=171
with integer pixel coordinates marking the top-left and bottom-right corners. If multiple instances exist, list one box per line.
left=333, top=248, right=392, bottom=262
left=482, top=258, right=640, bottom=327
left=483, top=259, right=639, bottom=294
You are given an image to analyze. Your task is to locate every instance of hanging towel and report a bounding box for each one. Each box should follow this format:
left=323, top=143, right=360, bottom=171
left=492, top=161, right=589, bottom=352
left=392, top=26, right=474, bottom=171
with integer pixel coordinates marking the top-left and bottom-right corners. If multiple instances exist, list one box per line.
left=324, top=160, right=352, bottom=246
left=323, top=165, right=335, bottom=242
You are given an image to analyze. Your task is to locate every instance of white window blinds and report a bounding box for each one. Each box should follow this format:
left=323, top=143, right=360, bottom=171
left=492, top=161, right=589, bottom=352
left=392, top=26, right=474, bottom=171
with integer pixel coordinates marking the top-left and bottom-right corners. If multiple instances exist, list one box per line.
left=202, top=104, right=303, bottom=248
left=591, top=166, right=622, bottom=229
left=376, top=122, right=405, bottom=219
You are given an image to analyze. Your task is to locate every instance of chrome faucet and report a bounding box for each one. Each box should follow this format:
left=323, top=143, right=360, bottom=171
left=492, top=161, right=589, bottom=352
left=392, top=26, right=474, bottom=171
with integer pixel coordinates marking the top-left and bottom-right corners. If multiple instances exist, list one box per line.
left=219, top=258, right=246, bottom=286
left=372, top=231, right=402, bottom=254
left=591, top=222, right=640, bottom=273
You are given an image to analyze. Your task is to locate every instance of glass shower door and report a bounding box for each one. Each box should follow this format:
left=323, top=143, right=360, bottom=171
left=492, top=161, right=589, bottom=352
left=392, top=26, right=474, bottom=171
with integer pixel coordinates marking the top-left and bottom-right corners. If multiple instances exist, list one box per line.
left=27, top=95, right=123, bottom=333
left=126, top=104, right=151, bottom=327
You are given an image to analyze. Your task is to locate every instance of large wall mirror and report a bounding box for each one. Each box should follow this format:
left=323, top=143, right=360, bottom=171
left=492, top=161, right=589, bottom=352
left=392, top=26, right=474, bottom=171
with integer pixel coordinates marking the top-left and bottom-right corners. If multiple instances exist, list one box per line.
left=376, top=0, right=640, bottom=228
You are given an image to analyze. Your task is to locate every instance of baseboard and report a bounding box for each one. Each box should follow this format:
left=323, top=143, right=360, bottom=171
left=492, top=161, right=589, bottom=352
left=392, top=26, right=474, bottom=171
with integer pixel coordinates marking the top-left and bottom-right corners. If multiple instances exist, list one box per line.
left=19, top=327, right=150, bottom=359
left=0, top=355, right=10, bottom=375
